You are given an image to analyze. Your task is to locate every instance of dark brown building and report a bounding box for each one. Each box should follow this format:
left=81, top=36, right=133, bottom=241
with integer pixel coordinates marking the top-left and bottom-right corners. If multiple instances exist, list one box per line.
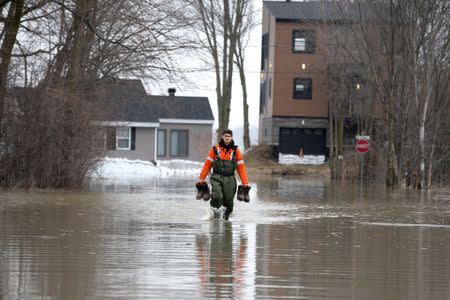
left=260, top=1, right=367, bottom=158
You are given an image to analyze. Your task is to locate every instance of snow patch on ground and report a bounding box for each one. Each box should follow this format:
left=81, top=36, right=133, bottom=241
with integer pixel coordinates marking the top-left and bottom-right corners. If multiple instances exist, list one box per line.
left=279, top=153, right=326, bottom=165
left=158, top=159, right=203, bottom=176
left=88, top=157, right=202, bottom=179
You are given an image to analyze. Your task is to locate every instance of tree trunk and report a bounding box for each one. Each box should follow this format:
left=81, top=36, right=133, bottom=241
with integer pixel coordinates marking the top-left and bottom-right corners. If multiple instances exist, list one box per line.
left=194, top=0, right=247, bottom=137
left=426, top=114, right=439, bottom=189
left=67, top=0, right=96, bottom=87
left=0, top=0, right=24, bottom=136
left=235, top=39, right=250, bottom=149
left=386, top=114, right=400, bottom=185
left=337, top=117, right=344, bottom=156
left=239, top=66, right=250, bottom=149
left=334, top=113, right=339, bottom=178
left=328, top=99, right=335, bottom=178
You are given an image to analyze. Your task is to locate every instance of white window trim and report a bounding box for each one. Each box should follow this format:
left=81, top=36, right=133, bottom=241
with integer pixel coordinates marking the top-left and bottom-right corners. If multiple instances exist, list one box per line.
left=154, top=128, right=158, bottom=162
left=116, top=127, right=131, bottom=150
left=93, top=121, right=159, bottom=128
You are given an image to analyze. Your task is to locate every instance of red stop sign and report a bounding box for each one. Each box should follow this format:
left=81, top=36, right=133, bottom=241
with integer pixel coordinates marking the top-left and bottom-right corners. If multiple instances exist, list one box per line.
left=356, top=139, right=370, bottom=153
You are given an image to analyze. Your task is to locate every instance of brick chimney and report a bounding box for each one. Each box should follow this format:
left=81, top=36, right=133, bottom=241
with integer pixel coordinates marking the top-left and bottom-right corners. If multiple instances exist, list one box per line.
left=168, top=88, right=176, bottom=96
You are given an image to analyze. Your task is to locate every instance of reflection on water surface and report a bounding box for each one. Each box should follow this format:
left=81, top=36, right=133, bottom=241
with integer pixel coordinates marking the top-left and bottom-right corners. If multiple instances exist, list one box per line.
left=1, top=176, right=449, bottom=299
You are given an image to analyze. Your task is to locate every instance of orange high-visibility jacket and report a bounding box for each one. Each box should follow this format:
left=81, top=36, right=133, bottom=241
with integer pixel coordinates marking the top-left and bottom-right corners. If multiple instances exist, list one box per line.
left=199, top=144, right=248, bottom=184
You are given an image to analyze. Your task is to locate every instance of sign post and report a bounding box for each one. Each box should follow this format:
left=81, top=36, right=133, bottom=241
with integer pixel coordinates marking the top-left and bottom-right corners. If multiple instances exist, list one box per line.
left=337, top=155, right=343, bottom=182
left=356, top=136, right=370, bottom=198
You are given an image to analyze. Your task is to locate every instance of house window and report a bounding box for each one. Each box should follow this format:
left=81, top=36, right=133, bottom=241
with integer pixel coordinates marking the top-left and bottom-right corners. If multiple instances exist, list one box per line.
left=157, top=129, right=166, bottom=156
left=292, top=30, right=316, bottom=53
left=293, top=78, right=312, bottom=99
left=170, top=130, right=188, bottom=157
left=116, top=127, right=131, bottom=150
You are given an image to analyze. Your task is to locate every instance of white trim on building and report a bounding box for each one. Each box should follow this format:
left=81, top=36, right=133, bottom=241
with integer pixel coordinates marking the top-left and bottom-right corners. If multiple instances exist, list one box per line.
left=94, top=121, right=160, bottom=128
left=116, top=127, right=131, bottom=150
left=154, top=128, right=158, bottom=162
left=159, top=119, right=214, bottom=125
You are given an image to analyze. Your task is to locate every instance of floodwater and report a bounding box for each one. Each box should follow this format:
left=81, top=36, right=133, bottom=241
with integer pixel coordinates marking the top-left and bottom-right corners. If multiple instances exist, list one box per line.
left=1, top=176, right=449, bottom=299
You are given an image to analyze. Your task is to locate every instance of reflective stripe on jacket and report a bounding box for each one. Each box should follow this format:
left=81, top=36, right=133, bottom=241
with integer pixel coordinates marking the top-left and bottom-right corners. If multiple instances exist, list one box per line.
left=199, top=144, right=248, bottom=184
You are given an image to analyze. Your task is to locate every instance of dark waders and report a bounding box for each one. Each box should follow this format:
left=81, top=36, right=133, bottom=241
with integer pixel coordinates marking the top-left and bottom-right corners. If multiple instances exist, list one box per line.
left=210, top=148, right=237, bottom=215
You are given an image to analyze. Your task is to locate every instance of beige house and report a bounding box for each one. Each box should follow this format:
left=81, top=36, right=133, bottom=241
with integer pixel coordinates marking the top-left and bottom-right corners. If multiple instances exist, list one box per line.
left=97, top=80, right=214, bottom=162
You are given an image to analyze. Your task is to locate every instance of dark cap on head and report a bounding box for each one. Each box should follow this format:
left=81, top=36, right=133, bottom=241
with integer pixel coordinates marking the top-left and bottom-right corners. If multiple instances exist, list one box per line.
left=222, top=129, right=233, bottom=136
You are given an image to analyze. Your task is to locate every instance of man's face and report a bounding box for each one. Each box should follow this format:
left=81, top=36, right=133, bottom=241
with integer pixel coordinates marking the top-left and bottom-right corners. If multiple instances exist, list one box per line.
left=222, top=134, right=232, bottom=145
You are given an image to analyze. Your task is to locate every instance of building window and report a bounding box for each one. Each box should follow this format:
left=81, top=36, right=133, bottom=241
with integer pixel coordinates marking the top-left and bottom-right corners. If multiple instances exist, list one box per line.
left=268, top=78, right=272, bottom=98
left=170, top=130, right=188, bottom=157
left=259, top=81, right=266, bottom=114
left=157, top=129, right=166, bottom=156
left=295, top=37, right=306, bottom=51
left=293, top=78, right=312, bottom=99
left=116, top=127, right=131, bottom=150
left=292, top=30, right=316, bottom=53
left=261, top=33, right=269, bottom=70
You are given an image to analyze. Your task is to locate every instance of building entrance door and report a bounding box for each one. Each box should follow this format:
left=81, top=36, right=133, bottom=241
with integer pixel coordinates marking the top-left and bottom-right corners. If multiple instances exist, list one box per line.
left=279, top=127, right=327, bottom=155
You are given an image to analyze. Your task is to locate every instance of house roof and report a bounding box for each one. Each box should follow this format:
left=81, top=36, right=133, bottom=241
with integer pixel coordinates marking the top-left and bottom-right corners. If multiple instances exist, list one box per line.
left=97, top=80, right=214, bottom=124
left=146, top=95, right=214, bottom=121
left=10, top=80, right=214, bottom=125
left=263, top=1, right=377, bottom=23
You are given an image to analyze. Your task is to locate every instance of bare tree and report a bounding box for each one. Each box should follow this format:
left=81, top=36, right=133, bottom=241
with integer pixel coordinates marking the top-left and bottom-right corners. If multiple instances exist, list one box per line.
left=189, top=0, right=251, bottom=137
left=2, top=87, right=105, bottom=188
left=234, top=0, right=256, bottom=150
left=426, top=67, right=449, bottom=188
left=40, top=0, right=196, bottom=86
left=398, top=0, right=450, bottom=189
left=1, top=0, right=199, bottom=188
left=328, top=0, right=449, bottom=188
left=1, top=1, right=50, bottom=138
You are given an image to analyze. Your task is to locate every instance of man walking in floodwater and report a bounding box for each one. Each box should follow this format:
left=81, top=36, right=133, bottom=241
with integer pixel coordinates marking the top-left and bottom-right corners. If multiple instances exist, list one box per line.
left=197, top=129, right=250, bottom=220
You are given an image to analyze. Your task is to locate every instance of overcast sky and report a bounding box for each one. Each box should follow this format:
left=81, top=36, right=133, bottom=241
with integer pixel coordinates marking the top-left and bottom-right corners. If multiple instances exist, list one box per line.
left=147, top=0, right=263, bottom=130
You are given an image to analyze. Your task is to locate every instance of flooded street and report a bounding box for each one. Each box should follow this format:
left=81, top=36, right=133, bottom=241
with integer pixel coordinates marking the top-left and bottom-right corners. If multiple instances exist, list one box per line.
left=1, top=176, right=449, bottom=299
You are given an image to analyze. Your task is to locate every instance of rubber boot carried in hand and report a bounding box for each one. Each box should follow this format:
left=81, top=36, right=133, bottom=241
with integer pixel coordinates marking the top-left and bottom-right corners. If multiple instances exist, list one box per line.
left=195, top=182, right=203, bottom=200
left=243, top=185, right=251, bottom=202
left=237, top=185, right=245, bottom=201
left=202, top=183, right=211, bottom=201
left=195, top=181, right=210, bottom=200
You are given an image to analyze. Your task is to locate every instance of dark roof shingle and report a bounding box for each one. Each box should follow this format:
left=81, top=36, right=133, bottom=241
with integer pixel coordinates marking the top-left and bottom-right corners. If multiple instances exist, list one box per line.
left=97, top=80, right=214, bottom=123
left=264, top=1, right=377, bottom=23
